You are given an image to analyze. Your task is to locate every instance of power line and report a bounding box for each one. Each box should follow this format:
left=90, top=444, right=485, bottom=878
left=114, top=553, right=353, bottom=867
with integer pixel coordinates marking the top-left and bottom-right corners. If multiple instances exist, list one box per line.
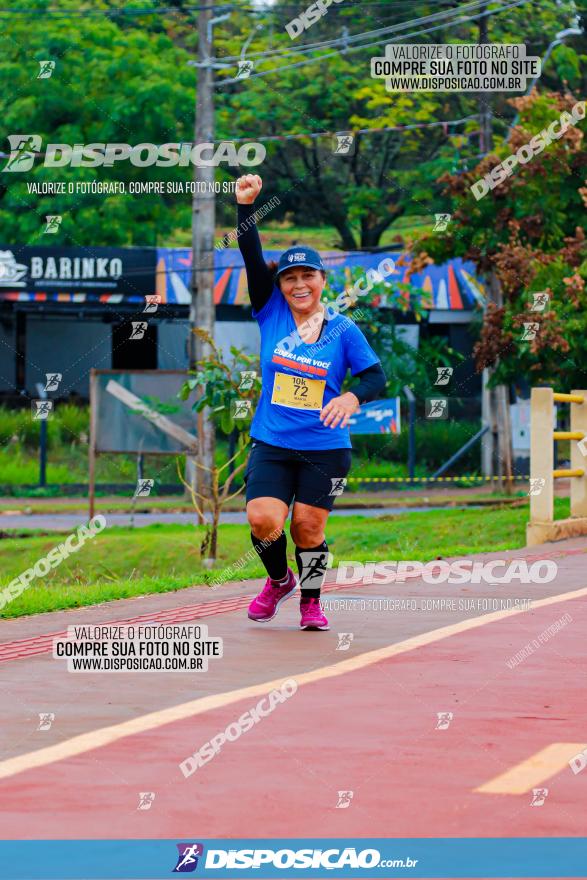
left=1, top=120, right=479, bottom=234
left=222, top=114, right=479, bottom=141
left=0, top=113, right=477, bottom=161
left=0, top=3, right=228, bottom=14
left=0, top=0, right=470, bottom=12
left=214, top=0, right=533, bottom=85
left=215, top=0, right=528, bottom=73
left=214, top=0, right=497, bottom=64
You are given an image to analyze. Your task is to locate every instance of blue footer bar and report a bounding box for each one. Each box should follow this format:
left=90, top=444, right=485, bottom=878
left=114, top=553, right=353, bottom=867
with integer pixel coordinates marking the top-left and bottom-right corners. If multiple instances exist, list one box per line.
left=1, top=838, right=587, bottom=879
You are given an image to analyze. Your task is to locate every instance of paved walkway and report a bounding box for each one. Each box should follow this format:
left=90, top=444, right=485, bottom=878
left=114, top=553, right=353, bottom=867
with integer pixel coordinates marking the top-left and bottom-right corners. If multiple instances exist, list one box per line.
left=0, top=505, right=445, bottom=530
left=0, top=537, right=585, bottom=850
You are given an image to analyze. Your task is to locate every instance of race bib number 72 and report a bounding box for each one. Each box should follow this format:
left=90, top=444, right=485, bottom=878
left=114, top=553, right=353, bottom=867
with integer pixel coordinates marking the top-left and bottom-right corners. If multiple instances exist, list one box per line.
left=271, top=371, right=325, bottom=411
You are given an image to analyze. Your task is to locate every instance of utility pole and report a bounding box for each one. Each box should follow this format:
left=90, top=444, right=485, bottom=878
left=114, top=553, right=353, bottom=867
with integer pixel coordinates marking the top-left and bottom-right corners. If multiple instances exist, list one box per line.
left=479, top=1, right=495, bottom=482
left=486, top=271, right=514, bottom=494
left=477, top=1, right=513, bottom=492
left=477, top=2, right=492, bottom=154
left=188, top=4, right=219, bottom=505
left=481, top=366, right=494, bottom=479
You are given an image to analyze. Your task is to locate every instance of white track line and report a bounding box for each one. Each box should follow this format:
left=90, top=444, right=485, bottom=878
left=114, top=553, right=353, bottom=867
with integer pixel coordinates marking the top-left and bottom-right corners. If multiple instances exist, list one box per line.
left=0, top=584, right=586, bottom=782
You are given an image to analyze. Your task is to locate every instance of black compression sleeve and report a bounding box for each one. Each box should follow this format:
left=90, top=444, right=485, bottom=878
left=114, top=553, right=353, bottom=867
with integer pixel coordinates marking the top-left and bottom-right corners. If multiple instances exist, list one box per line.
left=237, top=203, right=275, bottom=313
left=349, top=362, right=387, bottom=404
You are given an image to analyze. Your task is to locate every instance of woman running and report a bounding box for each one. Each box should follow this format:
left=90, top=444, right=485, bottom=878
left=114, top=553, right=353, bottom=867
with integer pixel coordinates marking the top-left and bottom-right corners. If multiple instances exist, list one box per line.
left=237, top=174, right=386, bottom=631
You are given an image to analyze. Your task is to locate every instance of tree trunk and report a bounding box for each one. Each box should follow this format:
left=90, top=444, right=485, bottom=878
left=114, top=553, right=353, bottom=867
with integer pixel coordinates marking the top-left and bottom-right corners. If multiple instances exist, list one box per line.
left=485, top=270, right=513, bottom=495
left=360, top=207, right=404, bottom=248
left=481, top=368, right=494, bottom=479
left=496, top=383, right=513, bottom=495
left=189, top=4, right=216, bottom=515
left=331, top=217, right=357, bottom=250
left=210, top=511, right=219, bottom=562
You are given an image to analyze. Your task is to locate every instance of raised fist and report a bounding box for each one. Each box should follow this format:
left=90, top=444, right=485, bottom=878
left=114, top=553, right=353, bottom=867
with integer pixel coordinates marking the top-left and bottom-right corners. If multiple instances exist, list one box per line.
left=236, top=174, right=262, bottom=204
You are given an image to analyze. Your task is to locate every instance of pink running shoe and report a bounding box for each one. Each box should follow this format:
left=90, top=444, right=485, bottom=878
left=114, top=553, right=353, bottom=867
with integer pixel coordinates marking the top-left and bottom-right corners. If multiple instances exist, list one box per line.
left=300, top=597, right=330, bottom=631
left=248, top=568, right=297, bottom=622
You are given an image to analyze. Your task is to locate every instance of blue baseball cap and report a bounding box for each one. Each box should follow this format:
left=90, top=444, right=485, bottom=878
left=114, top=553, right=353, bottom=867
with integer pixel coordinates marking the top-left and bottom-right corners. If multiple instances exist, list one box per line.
left=276, top=245, right=325, bottom=277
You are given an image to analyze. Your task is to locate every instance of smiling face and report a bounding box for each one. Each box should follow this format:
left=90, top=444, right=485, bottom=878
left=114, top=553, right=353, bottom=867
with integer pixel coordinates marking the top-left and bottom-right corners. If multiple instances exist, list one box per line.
left=277, top=265, right=326, bottom=318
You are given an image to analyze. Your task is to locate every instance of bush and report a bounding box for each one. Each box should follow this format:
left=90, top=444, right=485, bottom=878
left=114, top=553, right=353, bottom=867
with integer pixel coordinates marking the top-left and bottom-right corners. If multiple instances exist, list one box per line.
left=352, top=419, right=481, bottom=473
left=55, top=404, right=89, bottom=444
left=0, top=403, right=89, bottom=450
left=0, top=446, right=75, bottom=485
left=0, top=408, right=22, bottom=446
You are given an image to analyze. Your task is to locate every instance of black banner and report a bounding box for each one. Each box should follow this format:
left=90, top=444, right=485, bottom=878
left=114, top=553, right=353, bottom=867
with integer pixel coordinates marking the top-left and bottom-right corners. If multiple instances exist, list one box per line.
left=0, top=245, right=156, bottom=300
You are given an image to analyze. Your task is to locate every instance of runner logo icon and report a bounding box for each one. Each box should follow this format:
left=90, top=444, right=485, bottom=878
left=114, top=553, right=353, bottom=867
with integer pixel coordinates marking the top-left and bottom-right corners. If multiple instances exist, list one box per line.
left=329, top=477, right=347, bottom=496
left=173, top=843, right=204, bottom=872
left=298, top=551, right=333, bottom=588
left=2, top=134, right=41, bottom=172
left=336, top=790, right=354, bottom=808
left=0, top=250, right=28, bottom=286
left=333, top=133, right=355, bottom=155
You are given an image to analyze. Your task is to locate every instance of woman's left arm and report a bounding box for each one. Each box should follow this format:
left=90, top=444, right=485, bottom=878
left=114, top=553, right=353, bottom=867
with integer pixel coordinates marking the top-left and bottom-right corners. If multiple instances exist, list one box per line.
left=347, top=362, right=387, bottom=404
left=320, top=363, right=386, bottom=429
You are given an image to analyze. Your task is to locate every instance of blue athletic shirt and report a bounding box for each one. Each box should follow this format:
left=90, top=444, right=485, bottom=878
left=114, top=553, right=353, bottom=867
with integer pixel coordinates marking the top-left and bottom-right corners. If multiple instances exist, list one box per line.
left=250, top=287, right=380, bottom=451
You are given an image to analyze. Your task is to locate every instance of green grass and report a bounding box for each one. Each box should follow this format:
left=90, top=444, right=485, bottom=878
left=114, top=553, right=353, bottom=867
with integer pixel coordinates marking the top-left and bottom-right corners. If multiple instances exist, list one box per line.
left=0, top=403, right=484, bottom=494
left=0, top=444, right=417, bottom=490
left=0, top=448, right=78, bottom=485
left=0, top=499, right=569, bottom=619
left=0, top=433, right=236, bottom=491
left=0, top=423, right=481, bottom=492
left=0, top=445, right=186, bottom=488
left=0, top=488, right=519, bottom=515
left=166, top=216, right=435, bottom=251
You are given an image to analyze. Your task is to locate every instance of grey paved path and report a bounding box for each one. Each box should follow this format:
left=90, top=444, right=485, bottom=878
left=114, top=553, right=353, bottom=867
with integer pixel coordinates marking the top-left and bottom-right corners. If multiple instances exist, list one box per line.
left=0, top=505, right=448, bottom=531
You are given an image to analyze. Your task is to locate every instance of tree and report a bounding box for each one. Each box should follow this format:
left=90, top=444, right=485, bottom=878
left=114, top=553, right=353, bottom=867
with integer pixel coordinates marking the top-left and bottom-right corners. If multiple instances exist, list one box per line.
left=322, top=267, right=463, bottom=396
left=1, top=0, right=582, bottom=247
left=413, top=90, right=586, bottom=386
left=213, top=0, right=581, bottom=248
left=179, top=329, right=261, bottom=562
left=410, top=89, right=587, bottom=484
left=0, top=3, right=194, bottom=245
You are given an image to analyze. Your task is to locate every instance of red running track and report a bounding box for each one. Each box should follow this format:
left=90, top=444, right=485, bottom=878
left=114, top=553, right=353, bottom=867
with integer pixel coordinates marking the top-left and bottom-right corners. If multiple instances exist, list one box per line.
left=0, top=579, right=372, bottom=664
left=0, top=589, right=585, bottom=841
left=2, top=545, right=585, bottom=664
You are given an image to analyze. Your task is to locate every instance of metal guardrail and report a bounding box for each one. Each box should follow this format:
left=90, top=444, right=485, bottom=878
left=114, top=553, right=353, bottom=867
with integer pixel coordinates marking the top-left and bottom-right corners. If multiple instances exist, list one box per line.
left=527, top=387, right=587, bottom=546
left=347, top=475, right=528, bottom=484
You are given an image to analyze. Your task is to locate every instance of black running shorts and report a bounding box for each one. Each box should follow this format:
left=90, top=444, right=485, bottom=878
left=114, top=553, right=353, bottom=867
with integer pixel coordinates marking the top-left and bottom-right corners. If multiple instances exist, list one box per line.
left=244, top=439, right=352, bottom=511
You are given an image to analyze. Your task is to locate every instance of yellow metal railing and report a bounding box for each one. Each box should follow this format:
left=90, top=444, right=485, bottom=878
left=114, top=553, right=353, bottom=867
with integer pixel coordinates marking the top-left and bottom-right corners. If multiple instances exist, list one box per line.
left=528, top=388, right=587, bottom=546
left=553, top=393, right=584, bottom=404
